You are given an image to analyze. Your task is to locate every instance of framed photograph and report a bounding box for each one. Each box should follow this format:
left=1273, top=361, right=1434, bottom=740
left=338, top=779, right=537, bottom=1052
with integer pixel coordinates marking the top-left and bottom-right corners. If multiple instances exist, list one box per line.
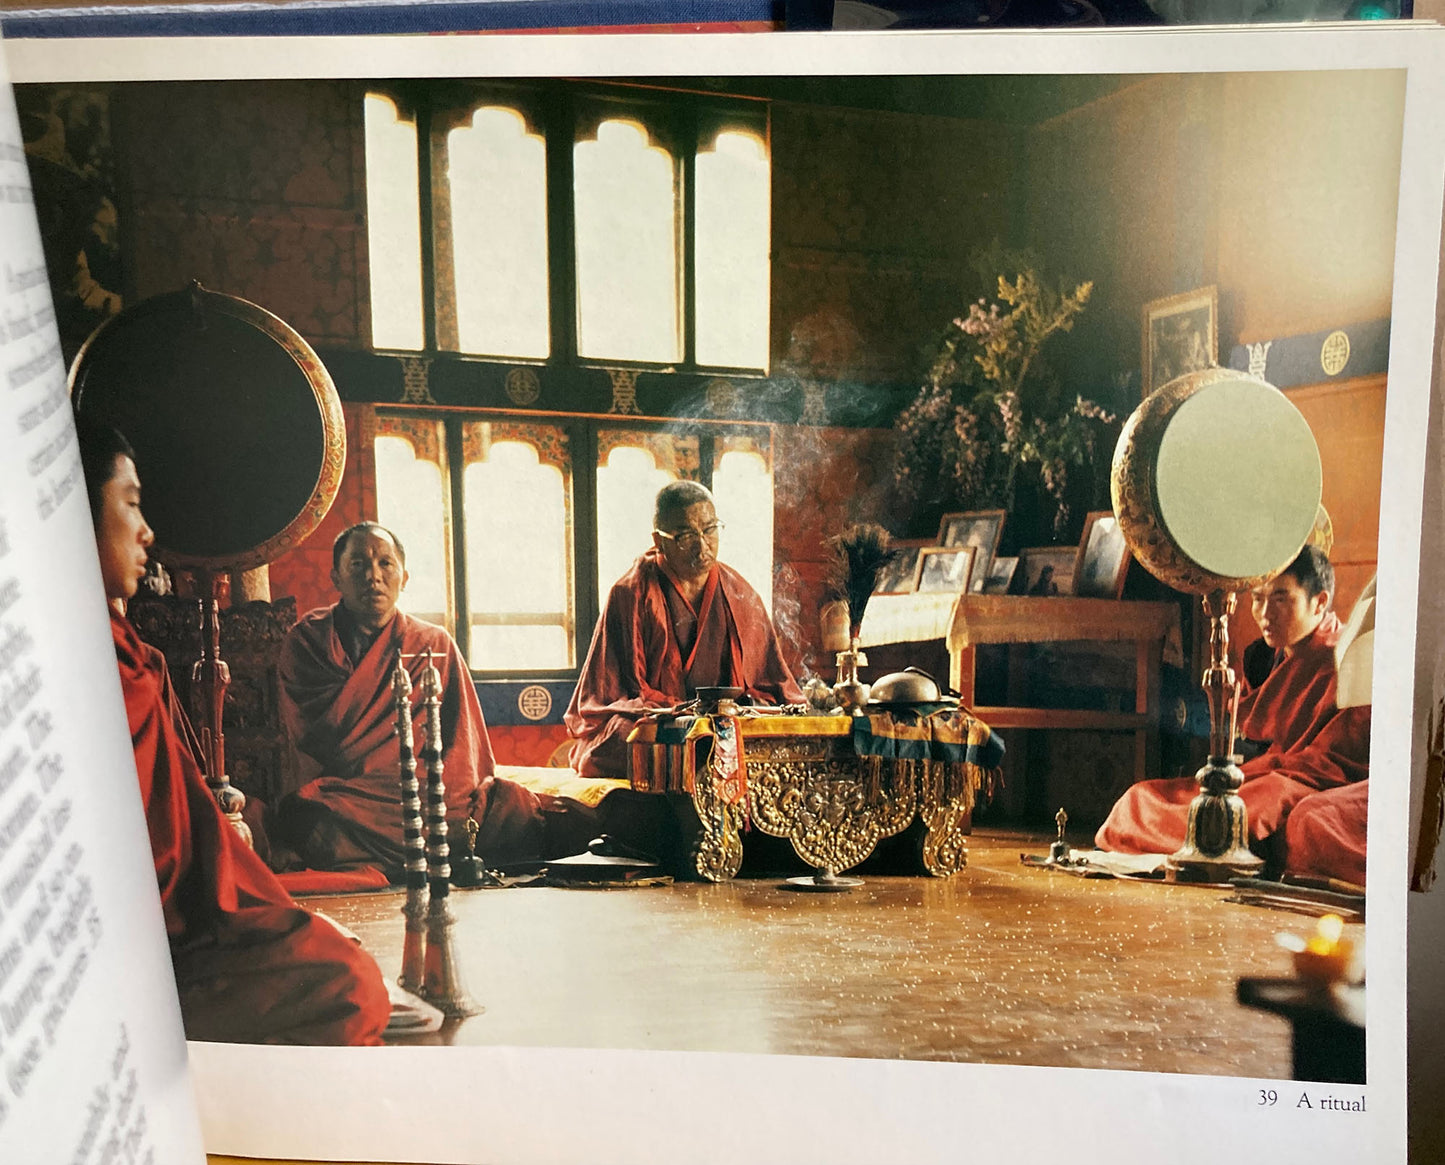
left=872, top=538, right=930, bottom=595
left=981, top=555, right=1019, bottom=595
left=1017, top=546, right=1077, bottom=597
left=1141, top=285, right=1218, bottom=396
left=937, top=509, right=1006, bottom=593
left=916, top=546, right=977, bottom=595
left=1073, top=511, right=1132, bottom=599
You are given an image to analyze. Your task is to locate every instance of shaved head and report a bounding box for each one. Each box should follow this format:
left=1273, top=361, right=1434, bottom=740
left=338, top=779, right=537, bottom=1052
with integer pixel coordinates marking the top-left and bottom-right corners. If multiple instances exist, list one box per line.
left=654, top=481, right=715, bottom=530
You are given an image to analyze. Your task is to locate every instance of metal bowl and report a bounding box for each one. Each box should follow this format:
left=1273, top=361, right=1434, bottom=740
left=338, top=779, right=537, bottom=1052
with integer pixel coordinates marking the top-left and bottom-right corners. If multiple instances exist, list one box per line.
left=867, top=668, right=944, bottom=707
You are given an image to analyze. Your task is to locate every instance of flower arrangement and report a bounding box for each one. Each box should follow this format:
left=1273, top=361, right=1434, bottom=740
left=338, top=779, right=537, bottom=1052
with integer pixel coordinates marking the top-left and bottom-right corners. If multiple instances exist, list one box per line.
left=893, top=259, right=1116, bottom=537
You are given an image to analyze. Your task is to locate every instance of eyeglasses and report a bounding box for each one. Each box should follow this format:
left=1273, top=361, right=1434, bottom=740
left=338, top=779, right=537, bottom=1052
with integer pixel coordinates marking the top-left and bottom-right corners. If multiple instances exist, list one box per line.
left=655, top=522, right=725, bottom=552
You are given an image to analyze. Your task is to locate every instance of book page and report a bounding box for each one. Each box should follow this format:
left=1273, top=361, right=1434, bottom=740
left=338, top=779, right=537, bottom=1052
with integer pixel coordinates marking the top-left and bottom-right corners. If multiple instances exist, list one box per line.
left=0, top=45, right=206, bottom=1165
left=5, top=25, right=1443, bottom=1165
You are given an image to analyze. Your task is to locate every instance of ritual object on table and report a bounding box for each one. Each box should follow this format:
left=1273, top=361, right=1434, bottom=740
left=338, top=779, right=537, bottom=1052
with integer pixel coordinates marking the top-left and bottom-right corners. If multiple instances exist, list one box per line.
left=1112, top=367, right=1323, bottom=881
left=824, top=523, right=897, bottom=713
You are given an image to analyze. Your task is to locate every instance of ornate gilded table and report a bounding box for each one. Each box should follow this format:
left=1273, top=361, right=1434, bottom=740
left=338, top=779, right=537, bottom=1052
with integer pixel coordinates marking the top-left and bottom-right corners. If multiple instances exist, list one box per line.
left=627, top=715, right=978, bottom=883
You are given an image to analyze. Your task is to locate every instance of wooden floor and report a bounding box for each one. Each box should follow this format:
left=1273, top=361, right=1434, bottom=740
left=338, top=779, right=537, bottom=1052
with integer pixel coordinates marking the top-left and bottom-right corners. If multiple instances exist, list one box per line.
left=308, top=829, right=1316, bottom=1079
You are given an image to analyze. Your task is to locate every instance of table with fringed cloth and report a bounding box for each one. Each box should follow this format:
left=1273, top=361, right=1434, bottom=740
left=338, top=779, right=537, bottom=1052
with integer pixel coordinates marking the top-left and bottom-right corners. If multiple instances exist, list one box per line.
left=627, top=709, right=1004, bottom=882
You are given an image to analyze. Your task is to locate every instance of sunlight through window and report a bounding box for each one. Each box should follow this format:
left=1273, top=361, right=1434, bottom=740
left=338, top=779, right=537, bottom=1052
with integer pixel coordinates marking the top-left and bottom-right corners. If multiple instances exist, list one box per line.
left=364, top=94, right=425, bottom=351
left=596, top=444, right=676, bottom=607
left=712, top=447, right=773, bottom=613
left=695, top=130, right=770, bottom=371
left=464, top=431, right=573, bottom=670
left=374, top=431, right=449, bottom=628
left=574, top=120, right=680, bottom=363
left=449, top=106, right=550, bottom=358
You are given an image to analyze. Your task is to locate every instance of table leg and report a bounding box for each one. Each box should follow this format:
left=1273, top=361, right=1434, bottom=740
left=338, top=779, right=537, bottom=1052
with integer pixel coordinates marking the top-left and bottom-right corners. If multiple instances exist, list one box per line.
left=688, top=775, right=744, bottom=882
left=918, top=769, right=970, bottom=876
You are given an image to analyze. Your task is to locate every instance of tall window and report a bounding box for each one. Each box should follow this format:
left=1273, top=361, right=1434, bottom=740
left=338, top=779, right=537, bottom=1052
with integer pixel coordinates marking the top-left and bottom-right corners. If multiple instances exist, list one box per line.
left=363, top=95, right=424, bottom=352
left=374, top=418, right=450, bottom=628
left=364, top=82, right=770, bottom=372
left=448, top=107, right=550, bottom=359
left=462, top=423, right=574, bottom=669
left=375, top=414, right=774, bottom=677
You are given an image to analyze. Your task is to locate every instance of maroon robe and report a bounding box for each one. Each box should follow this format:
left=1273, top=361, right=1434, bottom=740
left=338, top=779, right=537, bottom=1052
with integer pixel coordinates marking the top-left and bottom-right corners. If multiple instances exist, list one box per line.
left=278, top=605, right=598, bottom=872
left=1283, top=772, right=1370, bottom=888
left=114, top=610, right=390, bottom=1046
left=565, top=550, right=804, bottom=778
left=1097, top=615, right=1356, bottom=854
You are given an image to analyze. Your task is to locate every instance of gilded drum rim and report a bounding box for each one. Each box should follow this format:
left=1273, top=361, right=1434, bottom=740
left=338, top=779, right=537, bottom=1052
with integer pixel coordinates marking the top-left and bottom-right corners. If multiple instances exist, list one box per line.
left=1110, top=367, right=1320, bottom=595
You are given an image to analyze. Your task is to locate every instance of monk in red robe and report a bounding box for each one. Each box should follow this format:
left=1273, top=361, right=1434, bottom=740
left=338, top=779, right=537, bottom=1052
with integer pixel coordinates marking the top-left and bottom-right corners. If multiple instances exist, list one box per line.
left=565, top=481, right=803, bottom=778
left=1098, top=546, right=1365, bottom=857
left=80, top=416, right=390, bottom=1045
left=275, top=523, right=603, bottom=873
left=1283, top=777, right=1369, bottom=888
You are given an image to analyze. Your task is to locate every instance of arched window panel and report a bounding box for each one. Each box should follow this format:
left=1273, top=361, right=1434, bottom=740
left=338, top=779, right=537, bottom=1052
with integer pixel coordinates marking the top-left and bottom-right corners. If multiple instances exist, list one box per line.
left=373, top=422, right=452, bottom=629
left=594, top=431, right=702, bottom=608
left=694, top=126, right=771, bottom=372
left=711, top=436, right=774, bottom=614
left=364, top=93, right=425, bottom=352
left=462, top=423, right=574, bottom=671
left=574, top=119, right=681, bottom=364
left=447, top=105, right=550, bottom=359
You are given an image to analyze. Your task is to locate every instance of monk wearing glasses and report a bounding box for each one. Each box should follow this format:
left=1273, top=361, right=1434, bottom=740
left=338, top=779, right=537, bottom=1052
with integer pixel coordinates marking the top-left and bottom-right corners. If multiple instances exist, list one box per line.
left=565, top=481, right=802, bottom=779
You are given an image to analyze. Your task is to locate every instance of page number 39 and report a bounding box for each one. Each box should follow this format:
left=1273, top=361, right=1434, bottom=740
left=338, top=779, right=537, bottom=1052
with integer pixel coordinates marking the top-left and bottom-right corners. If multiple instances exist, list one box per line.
left=1258, top=1090, right=1278, bottom=1106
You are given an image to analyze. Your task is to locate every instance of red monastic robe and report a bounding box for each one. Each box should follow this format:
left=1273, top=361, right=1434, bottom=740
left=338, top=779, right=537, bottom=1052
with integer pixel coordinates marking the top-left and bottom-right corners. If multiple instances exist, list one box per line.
left=565, top=550, right=804, bottom=778
left=1096, top=615, right=1364, bottom=854
left=1283, top=774, right=1370, bottom=888
left=278, top=605, right=597, bottom=872
left=113, top=610, right=390, bottom=1046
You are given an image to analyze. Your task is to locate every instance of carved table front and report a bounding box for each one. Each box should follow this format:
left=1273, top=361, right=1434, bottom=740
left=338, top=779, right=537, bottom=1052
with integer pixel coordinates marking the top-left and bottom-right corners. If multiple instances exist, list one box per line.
left=628, top=716, right=973, bottom=883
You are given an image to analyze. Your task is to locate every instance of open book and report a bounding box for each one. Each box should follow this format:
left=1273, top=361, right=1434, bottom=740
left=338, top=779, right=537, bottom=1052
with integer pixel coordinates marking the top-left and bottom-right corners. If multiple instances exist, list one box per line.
left=1, top=24, right=1444, bottom=1165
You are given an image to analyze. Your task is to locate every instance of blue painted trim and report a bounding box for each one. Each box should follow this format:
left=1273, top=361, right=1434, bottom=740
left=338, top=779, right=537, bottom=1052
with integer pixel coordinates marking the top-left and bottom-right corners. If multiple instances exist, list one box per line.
left=1, top=0, right=780, bottom=37
left=474, top=677, right=576, bottom=727
left=1227, top=318, right=1390, bottom=389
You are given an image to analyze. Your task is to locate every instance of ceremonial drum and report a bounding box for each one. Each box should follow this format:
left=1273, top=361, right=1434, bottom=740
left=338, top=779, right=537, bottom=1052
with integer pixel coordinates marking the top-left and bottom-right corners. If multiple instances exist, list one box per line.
left=1111, top=366, right=1325, bottom=875
left=69, top=282, right=346, bottom=572
left=1111, top=366, right=1323, bottom=593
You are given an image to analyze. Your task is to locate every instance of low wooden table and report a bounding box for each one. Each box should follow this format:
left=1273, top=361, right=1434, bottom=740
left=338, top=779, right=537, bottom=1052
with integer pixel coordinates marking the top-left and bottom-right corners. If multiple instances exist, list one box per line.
left=627, top=715, right=974, bottom=882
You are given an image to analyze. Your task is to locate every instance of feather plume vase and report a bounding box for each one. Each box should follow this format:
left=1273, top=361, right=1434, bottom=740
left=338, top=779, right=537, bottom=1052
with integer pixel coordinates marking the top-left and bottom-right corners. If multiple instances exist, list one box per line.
left=823, top=524, right=896, bottom=712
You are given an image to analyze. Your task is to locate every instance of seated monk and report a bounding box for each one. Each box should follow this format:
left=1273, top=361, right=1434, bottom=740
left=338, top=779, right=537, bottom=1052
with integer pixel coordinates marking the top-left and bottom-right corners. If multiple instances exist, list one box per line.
left=78, top=415, right=389, bottom=1045
left=565, top=481, right=803, bottom=779
left=1098, top=546, right=1361, bottom=857
left=1280, top=576, right=1376, bottom=888
left=274, top=522, right=609, bottom=873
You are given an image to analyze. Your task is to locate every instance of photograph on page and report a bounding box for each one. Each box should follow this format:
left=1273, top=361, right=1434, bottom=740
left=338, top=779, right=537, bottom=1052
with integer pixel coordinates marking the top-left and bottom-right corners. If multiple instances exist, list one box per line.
left=4, top=24, right=1442, bottom=1165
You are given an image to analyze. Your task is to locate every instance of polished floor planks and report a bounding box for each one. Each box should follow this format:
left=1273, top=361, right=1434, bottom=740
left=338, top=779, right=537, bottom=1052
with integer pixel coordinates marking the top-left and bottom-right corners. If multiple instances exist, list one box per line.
left=309, top=830, right=1311, bottom=1078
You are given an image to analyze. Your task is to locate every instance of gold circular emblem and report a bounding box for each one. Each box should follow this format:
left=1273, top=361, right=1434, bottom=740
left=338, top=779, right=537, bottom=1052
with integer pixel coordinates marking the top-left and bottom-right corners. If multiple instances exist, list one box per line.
left=705, top=378, right=739, bottom=416
left=516, top=684, right=553, bottom=721
left=505, top=367, right=542, bottom=406
left=1320, top=330, right=1350, bottom=377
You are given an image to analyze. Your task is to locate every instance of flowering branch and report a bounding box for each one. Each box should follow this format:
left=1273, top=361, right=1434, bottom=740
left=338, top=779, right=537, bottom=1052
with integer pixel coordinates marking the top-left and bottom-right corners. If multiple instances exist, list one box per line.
left=894, top=265, right=1113, bottom=535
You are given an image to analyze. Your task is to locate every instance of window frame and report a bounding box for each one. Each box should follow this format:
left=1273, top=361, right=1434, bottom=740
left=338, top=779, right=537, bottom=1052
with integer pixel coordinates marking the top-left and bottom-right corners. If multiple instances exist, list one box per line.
left=366, top=79, right=771, bottom=375
left=374, top=406, right=774, bottom=683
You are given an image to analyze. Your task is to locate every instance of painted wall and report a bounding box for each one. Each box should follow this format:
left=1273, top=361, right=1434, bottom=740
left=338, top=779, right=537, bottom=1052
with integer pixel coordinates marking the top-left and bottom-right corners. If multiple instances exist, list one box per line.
left=770, top=100, right=1016, bottom=387
left=1025, top=69, right=1405, bottom=401
left=117, top=80, right=369, bottom=348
